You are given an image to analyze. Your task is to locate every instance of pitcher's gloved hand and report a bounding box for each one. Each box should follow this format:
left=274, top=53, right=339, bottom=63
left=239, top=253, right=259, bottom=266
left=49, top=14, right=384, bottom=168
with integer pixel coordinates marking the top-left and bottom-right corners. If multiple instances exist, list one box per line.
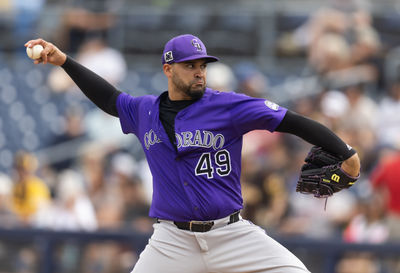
left=296, top=146, right=359, bottom=198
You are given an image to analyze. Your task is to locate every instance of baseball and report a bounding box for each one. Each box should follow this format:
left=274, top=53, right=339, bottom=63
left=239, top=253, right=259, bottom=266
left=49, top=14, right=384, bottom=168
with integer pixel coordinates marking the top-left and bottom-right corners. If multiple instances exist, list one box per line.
left=26, top=44, right=44, bottom=60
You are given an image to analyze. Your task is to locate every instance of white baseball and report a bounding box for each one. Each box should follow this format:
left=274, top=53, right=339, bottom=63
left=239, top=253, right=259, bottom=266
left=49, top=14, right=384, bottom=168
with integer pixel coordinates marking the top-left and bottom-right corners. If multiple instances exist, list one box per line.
left=26, top=44, right=44, bottom=60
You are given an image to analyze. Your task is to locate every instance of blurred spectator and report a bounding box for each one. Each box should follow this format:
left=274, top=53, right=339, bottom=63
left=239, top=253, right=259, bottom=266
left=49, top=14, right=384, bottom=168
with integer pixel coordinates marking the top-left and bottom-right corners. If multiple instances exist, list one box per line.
left=48, top=37, right=127, bottom=93
left=319, top=90, right=350, bottom=130
left=339, top=83, right=377, bottom=160
left=310, top=32, right=352, bottom=74
left=343, top=192, right=388, bottom=243
left=234, top=62, right=269, bottom=97
left=96, top=197, right=124, bottom=230
left=287, top=7, right=380, bottom=69
left=136, top=159, right=153, bottom=204
left=51, top=106, right=87, bottom=145
left=77, top=143, right=126, bottom=230
left=277, top=5, right=382, bottom=96
left=110, top=153, right=152, bottom=232
left=242, top=130, right=283, bottom=165
left=48, top=36, right=129, bottom=147
left=14, top=247, right=38, bottom=273
left=375, top=76, right=400, bottom=148
left=0, top=172, right=16, bottom=227
left=350, top=10, right=381, bottom=65
left=11, top=151, right=50, bottom=225
left=47, top=105, right=88, bottom=172
left=207, top=62, right=237, bottom=92
left=82, top=242, right=136, bottom=273
left=280, top=190, right=357, bottom=239
left=241, top=133, right=307, bottom=234
left=34, top=169, right=98, bottom=231
left=56, top=2, right=118, bottom=53
left=242, top=171, right=289, bottom=232
left=75, top=37, right=127, bottom=86
left=78, top=143, right=107, bottom=208
left=317, top=83, right=377, bottom=165
left=369, top=148, right=400, bottom=240
left=84, top=107, right=132, bottom=148
left=0, top=0, right=12, bottom=12
left=336, top=253, right=379, bottom=273
left=341, top=83, right=377, bottom=129
left=290, top=95, right=326, bottom=123
left=13, top=0, right=46, bottom=46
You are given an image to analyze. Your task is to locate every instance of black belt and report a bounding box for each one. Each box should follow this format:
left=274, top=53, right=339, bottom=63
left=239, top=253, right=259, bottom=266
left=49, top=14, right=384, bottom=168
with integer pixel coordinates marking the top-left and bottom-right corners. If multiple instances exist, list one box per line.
left=173, top=211, right=240, bottom=232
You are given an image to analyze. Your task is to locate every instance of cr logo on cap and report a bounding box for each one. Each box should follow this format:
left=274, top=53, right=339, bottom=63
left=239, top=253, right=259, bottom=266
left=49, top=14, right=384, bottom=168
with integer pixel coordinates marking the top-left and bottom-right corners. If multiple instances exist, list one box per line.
left=191, top=39, right=202, bottom=51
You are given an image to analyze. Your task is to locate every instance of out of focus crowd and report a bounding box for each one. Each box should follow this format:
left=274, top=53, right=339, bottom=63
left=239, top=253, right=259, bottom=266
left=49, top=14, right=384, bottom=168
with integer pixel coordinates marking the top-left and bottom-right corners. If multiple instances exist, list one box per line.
left=1, top=0, right=400, bottom=272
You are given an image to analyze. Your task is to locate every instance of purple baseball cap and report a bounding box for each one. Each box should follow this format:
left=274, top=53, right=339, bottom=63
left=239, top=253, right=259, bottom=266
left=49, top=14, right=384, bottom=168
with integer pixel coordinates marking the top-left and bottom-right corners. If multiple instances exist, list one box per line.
left=162, top=34, right=219, bottom=64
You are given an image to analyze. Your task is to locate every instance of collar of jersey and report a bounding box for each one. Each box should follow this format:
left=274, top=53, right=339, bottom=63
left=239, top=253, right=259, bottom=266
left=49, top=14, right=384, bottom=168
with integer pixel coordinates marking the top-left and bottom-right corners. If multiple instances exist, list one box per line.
left=157, top=88, right=211, bottom=110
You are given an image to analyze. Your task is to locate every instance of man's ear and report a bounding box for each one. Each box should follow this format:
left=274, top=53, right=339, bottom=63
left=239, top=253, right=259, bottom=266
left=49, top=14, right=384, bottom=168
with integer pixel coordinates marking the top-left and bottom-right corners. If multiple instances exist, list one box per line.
left=163, top=63, right=172, bottom=77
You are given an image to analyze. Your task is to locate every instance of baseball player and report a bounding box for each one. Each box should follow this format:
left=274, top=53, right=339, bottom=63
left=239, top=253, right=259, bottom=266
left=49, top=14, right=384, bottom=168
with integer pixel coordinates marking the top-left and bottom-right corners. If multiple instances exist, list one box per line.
left=25, top=34, right=360, bottom=273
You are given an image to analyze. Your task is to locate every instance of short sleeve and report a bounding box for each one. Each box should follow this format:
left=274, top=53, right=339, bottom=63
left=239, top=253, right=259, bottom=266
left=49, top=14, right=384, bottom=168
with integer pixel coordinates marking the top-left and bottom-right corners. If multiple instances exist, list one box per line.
left=116, top=93, right=140, bottom=134
left=228, top=92, right=287, bottom=135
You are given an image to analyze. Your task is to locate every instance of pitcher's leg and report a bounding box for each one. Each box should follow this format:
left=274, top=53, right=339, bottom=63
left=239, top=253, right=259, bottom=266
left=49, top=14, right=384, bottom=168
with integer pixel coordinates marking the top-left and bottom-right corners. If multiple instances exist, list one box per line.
left=131, top=222, right=207, bottom=273
left=206, top=220, right=310, bottom=273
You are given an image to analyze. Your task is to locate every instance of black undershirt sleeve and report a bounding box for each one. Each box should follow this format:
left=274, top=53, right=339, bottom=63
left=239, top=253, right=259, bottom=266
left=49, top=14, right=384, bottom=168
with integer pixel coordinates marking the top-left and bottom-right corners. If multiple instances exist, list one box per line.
left=61, top=56, right=121, bottom=117
left=275, top=110, right=355, bottom=160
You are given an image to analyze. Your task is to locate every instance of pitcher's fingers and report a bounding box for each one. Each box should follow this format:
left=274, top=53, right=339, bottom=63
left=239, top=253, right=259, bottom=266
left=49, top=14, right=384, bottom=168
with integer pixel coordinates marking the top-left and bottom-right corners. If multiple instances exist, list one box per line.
left=25, top=40, right=36, bottom=47
left=25, top=40, right=34, bottom=47
left=25, top=38, right=47, bottom=48
left=41, top=50, right=48, bottom=64
left=40, top=43, right=54, bottom=64
left=34, top=58, right=43, bottom=65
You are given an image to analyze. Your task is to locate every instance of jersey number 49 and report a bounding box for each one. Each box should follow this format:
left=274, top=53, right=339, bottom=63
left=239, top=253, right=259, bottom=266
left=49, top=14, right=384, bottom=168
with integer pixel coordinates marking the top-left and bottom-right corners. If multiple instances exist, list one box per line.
left=195, top=149, right=231, bottom=179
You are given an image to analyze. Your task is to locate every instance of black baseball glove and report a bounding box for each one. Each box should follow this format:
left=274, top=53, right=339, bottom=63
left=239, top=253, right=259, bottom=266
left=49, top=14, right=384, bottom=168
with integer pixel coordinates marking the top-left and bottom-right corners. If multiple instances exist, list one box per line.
left=296, top=146, right=359, bottom=198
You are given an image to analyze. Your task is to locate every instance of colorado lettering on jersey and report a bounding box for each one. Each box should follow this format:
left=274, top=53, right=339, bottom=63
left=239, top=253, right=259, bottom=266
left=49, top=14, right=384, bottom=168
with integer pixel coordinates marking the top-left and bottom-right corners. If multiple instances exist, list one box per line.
left=144, top=129, right=162, bottom=150
left=175, top=130, right=225, bottom=151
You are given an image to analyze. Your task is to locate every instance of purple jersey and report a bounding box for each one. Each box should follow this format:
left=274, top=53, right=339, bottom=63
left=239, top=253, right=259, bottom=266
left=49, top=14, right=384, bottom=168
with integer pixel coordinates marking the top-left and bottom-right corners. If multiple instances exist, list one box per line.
left=116, top=88, right=287, bottom=221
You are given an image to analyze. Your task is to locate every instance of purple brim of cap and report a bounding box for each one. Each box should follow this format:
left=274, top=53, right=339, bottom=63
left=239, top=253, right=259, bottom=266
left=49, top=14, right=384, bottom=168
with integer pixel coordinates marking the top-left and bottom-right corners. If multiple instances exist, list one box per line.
left=175, top=55, right=219, bottom=63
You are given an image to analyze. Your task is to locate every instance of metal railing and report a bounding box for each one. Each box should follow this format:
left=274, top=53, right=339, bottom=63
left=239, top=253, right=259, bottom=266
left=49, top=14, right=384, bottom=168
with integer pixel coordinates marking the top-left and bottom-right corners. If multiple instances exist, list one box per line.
left=0, top=227, right=151, bottom=273
left=0, top=227, right=399, bottom=273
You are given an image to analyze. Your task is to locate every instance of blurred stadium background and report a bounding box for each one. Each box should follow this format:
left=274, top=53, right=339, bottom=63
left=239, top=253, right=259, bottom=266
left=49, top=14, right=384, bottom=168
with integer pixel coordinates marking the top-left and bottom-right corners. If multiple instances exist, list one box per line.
left=1, top=0, right=400, bottom=272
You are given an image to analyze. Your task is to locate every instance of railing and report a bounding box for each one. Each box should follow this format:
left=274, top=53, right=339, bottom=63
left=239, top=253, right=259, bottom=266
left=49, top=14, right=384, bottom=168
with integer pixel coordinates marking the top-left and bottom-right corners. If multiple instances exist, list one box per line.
left=278, top=236, right=400, bottom=273
left=0, top=227, right=399, bottom=273
left=0, top=227, right=151, bottom=273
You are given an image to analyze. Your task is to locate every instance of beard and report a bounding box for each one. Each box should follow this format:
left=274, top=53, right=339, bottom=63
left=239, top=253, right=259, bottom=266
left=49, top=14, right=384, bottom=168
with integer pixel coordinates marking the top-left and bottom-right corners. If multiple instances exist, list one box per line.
left=172, top=74, right=206, bottom=100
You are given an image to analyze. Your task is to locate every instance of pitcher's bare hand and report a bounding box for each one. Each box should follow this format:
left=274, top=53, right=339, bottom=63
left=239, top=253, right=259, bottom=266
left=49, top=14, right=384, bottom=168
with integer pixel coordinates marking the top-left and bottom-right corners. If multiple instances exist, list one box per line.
left=25, top=38, right=67, bottom=66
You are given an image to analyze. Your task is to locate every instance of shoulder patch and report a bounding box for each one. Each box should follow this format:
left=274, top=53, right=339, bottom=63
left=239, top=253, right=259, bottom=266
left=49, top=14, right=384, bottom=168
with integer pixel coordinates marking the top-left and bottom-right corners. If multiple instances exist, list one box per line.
left=264, top=100, right=279, bottom=111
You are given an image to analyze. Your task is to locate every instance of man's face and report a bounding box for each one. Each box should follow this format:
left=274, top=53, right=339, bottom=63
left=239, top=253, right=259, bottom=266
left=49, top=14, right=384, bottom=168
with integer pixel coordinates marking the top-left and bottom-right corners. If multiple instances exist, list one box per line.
left=170, top=59, right=208, bottom=100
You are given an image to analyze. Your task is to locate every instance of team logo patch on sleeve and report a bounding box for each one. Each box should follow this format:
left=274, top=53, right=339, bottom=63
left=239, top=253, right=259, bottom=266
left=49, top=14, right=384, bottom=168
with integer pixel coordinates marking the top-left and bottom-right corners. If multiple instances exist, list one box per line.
left=264, top=100, right=279, bottom=111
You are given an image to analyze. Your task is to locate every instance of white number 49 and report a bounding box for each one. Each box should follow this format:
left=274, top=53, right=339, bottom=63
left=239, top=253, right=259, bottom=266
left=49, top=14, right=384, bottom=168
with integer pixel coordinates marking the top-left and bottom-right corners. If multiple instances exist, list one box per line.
left=195, top=149, right=231, bottom=179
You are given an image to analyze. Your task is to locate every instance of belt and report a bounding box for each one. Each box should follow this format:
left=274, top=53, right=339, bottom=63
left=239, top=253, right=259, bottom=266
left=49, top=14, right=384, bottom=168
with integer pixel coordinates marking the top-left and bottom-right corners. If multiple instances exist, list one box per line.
left=172, top=211, right=240, bottom=232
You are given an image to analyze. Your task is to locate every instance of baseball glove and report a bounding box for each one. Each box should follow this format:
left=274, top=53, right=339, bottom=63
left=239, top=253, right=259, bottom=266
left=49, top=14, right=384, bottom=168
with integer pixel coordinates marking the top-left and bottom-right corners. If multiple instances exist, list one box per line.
left=296, top=146, right=359, bottom=198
